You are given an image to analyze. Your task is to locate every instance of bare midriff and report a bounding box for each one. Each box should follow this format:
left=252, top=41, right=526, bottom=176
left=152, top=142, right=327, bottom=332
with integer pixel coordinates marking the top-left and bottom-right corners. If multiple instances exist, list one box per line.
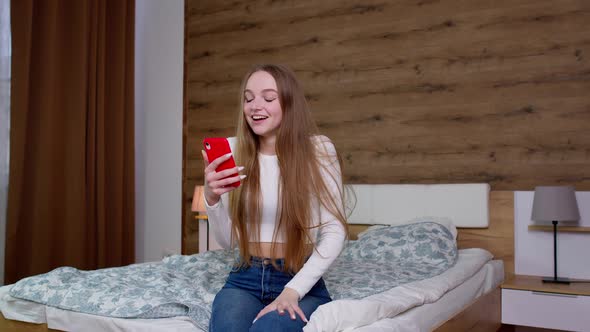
left=248, top=242, right=313, bottom=259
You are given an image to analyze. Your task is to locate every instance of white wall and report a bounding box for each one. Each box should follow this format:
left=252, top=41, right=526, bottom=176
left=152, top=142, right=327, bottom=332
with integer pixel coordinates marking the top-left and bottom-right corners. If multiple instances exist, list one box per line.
left=135, top=0, right=184, bottom=263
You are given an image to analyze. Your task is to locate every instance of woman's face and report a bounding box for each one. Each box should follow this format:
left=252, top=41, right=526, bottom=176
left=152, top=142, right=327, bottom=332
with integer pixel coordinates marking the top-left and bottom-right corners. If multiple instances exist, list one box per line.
left=243, top=71, right=283, bottom=139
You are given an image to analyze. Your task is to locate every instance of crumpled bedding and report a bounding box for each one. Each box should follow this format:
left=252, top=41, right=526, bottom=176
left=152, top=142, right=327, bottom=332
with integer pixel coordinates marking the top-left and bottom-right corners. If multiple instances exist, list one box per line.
left=9, top=221, right=458, bottom=331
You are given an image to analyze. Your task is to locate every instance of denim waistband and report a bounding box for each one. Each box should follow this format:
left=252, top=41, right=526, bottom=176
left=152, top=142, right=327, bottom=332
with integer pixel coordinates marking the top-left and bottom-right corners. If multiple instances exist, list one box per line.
left=248, top=256, right=285, bottom=268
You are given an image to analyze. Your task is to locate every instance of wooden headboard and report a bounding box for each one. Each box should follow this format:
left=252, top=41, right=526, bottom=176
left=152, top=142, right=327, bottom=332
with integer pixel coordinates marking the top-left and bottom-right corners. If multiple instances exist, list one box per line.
left=456, top=191, right=514, bottom=277
left=345, top=185, right=514, bottom=277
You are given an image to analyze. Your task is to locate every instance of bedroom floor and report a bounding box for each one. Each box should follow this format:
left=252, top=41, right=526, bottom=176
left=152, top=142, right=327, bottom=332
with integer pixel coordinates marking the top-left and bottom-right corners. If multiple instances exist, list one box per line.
left=499, top=325, right=566, bottom=332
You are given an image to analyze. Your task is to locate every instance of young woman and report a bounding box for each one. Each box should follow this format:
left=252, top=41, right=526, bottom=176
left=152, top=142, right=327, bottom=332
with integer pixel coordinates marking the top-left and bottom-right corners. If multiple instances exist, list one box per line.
left=201, top=64, right=347, bottom=332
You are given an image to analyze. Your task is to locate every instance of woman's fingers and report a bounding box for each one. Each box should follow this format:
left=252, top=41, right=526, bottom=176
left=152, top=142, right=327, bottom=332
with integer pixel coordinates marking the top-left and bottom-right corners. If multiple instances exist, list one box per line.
left=214, top=166, right=244, bottom=179
left=253, top=303, right=306, bottom=324
left=254, top=305, right=274, bottom=321
left=293, top=304, right=307, bottom=322
left=279, top=303, right=304, bottom=321
left=206, top=173, right=246, bottom=191
left=202, top=153, right=244, bottom=205
left=201, top=150, right=209, bottom=167
left=286, top=305, right=296, bottom=320
left=205, top=153, right=233, bottom=174
left=220, top=174, right=246, bottom=187
left=209, top=175, right=246, bottom=195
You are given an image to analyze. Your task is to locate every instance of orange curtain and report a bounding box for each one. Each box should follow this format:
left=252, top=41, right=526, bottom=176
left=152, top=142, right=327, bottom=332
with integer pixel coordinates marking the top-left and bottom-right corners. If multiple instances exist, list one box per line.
left=5, top=0, right=135, bottom=284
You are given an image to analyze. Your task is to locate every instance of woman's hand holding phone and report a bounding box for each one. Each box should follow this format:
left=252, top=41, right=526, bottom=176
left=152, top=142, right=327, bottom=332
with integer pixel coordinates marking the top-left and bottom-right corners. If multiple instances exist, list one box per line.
left=201, top=150, right=246, bottom=206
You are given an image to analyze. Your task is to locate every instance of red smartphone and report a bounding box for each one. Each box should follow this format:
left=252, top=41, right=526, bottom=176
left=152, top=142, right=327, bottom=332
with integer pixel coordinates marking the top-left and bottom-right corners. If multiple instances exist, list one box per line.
left=203, top=137, right=240, bottom=187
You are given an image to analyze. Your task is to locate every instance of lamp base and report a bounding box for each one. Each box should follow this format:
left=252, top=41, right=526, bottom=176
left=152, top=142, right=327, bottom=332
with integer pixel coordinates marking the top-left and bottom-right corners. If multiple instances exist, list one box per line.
left=542, top=276, right=570, bottom=284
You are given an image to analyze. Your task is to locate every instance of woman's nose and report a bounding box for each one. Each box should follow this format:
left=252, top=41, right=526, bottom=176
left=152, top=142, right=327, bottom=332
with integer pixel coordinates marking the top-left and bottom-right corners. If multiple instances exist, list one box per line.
left=251, top=97, right=263, bottom=110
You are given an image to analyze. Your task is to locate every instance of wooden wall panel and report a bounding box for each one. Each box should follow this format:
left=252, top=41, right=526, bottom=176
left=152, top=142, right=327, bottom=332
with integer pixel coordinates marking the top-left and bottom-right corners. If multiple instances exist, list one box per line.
left=182, top=0, right=590, bottom=254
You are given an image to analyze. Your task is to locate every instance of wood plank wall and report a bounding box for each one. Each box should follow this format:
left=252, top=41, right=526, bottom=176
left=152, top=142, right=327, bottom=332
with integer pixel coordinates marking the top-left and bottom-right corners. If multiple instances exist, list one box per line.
left=182, top=0, right=590, bottom=254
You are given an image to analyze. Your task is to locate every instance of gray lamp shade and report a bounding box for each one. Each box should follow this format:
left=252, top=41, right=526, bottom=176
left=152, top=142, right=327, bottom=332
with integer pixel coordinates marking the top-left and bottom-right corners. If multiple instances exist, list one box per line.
left=531, top=186, right=580, bottom=222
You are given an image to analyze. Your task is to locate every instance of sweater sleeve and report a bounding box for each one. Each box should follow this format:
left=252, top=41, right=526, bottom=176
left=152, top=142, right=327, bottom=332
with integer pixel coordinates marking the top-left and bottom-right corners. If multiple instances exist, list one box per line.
left=284, top=136, right=346, bottom=299
left=204, top=191, right=233, bottom=249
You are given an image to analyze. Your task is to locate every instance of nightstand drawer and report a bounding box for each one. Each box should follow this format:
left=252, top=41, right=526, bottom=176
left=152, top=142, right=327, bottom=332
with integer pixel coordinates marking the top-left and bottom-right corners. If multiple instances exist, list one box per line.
left=502, top=288, right=590, bottom=331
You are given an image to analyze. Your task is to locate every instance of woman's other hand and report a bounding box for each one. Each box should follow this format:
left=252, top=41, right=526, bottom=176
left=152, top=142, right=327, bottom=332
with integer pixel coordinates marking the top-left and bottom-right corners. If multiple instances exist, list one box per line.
left=253, top=287, right=307, bottom=323
left=202, top=150, right=245, bottom=206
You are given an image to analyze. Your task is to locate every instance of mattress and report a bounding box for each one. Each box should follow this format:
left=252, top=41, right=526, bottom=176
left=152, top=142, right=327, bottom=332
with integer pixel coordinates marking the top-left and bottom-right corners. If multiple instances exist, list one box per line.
left=0, top=253, right=503, bottom=332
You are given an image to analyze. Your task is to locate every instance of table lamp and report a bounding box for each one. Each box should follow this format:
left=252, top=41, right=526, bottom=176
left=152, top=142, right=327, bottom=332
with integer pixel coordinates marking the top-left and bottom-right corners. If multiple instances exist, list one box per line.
left=531, top=186, right=580, bottom=284
left=192, top=185, right=208, bottom=219
left=192, top=185, right=209, bottom=251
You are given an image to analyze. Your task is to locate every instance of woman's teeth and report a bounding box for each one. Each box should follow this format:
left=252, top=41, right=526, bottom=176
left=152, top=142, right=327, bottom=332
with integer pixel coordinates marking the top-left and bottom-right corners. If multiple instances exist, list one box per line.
left=252, top=115, right=268, bottom=121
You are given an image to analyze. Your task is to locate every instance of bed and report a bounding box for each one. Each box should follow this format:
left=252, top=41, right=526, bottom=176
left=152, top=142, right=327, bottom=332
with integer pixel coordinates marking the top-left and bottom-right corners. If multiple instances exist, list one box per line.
left=0, top=183, right=514, bottom=331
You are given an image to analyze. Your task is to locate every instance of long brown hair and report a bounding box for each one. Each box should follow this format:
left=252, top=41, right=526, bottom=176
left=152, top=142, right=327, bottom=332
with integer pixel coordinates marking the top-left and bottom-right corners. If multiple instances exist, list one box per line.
left=229, top=64, right=348, bottom=272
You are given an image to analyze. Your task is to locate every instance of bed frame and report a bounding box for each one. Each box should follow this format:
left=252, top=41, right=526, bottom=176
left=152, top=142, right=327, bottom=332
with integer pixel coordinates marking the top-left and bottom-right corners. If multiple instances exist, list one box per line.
left=0, top=185, right=514, bottom=332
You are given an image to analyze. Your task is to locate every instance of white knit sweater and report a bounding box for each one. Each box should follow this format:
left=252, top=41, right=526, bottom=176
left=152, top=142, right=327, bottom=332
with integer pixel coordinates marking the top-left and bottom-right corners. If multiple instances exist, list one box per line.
left=205, top=136, right=346, bottom=299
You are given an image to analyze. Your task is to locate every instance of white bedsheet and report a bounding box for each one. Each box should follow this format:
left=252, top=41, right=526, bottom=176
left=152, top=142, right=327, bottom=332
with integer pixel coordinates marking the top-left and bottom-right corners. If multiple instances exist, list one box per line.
left=303, top=248, right=495, bottom=331
left=0, top=249, right=502, bottom=332
left=352, top=259, right=503, bottom=332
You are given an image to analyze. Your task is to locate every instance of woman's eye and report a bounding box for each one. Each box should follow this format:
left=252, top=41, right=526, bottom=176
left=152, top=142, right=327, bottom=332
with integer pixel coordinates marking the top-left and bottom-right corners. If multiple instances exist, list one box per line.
left=244, top=96, right=275, bottom=103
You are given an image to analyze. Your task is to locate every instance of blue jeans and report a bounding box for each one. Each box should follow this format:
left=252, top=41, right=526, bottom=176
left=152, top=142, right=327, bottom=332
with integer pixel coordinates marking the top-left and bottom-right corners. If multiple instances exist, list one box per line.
left=209, top=257, right=331, bottom=332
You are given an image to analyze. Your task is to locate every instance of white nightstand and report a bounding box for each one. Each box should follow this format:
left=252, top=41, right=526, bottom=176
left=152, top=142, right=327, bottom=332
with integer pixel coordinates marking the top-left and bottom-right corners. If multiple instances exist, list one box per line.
left=501, top=275, right=590, bottom=331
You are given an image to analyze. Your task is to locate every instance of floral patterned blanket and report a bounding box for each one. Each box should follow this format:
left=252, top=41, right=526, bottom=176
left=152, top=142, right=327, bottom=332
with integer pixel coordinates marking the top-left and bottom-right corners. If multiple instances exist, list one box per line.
left=9, top=221, right=457, bottom=331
